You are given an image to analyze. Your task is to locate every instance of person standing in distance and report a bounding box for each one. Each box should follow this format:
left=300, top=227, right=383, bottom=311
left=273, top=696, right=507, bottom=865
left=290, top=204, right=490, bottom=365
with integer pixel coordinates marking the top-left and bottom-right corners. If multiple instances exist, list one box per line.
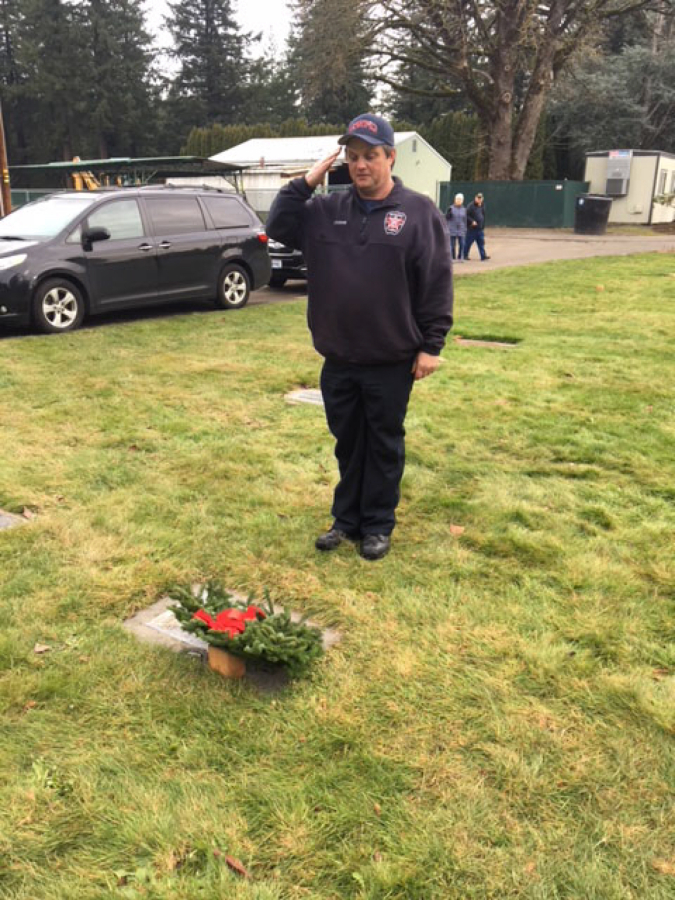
left=445, top=192, right=467, bottom=262
left=266, top=113, right=453, bottom=561
left=464, top=193, right=490, bottom=261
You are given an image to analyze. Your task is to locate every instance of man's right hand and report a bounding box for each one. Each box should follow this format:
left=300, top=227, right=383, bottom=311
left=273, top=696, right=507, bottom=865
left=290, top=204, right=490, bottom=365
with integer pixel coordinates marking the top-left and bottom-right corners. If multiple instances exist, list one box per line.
left=305, top=149, right=341, bottom=190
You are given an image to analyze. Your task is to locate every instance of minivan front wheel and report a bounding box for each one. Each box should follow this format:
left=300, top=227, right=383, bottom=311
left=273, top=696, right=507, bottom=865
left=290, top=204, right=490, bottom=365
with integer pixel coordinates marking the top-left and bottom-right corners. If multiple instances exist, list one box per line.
left=33, top=278, right=85, bottom=334
left=216, top=264, right=250, bottom=310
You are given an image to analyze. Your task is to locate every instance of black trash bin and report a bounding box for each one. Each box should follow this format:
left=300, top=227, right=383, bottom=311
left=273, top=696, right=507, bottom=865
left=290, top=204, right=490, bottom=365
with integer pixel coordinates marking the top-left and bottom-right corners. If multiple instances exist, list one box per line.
left=574, top=194, right=613, bottom=235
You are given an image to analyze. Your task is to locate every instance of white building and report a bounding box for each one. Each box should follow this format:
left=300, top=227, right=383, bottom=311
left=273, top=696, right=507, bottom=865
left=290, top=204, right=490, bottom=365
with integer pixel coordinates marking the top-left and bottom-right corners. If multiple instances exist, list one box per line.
left=210, top=133, right=452, bottom=217
left=584, top=150, right=675, bottom=225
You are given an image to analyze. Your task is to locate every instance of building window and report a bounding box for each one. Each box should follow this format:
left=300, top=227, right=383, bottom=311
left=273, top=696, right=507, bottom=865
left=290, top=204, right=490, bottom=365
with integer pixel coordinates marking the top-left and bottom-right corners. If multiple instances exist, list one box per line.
left=412, top=139, right=417, bottom=153
left=670, top=171, right=675, bottom=193
left=658, top=169, right=667, bottom=194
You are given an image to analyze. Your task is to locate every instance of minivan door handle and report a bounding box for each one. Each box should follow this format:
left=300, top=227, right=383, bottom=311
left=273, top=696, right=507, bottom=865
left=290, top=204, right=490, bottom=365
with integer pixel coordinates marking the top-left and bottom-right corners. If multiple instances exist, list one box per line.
left=138, top=243, right=154, bottom=252
left=158, top=241, right=172, bottom=250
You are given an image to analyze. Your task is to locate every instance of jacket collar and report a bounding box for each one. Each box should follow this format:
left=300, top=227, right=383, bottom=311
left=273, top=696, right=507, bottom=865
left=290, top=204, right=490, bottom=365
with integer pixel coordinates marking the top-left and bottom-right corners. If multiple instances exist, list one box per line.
left=350, top=176, right=404, bottom=211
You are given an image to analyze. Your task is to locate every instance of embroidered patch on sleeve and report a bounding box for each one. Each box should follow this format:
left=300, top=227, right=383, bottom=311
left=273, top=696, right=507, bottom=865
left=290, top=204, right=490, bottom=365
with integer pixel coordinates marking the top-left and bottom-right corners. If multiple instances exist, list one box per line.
left=384, top=211, right=407, bottom=235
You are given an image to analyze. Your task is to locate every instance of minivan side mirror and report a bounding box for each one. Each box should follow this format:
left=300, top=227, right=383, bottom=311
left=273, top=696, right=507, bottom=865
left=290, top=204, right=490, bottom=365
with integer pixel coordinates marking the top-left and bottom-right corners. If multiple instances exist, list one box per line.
left=82, top=227, right=111, bottom=249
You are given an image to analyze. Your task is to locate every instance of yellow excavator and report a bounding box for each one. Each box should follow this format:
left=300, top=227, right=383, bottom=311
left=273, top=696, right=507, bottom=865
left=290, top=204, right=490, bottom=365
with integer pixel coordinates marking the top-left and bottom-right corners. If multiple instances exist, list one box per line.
left=69, top=157, right=101, bottom=191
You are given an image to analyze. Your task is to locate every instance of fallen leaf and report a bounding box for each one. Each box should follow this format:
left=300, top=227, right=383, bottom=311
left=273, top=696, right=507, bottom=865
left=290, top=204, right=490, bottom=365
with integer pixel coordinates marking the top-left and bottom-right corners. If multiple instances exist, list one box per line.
left=23, top=700, right=37, bottom=711
left=33, top=643, right=51, bottom=655
left=373, top=803, right=382, bottom=816
left=373, top=851, right=383, bottom=862
left=450, top=524, right=465, bottom=537
left=22, top=507, right=35, bottom=519
left=651, top=858, right=675, bottom=876
left=524, top=861, right=537, bottom=874
left=596, top=284, right=605, bottom=292
left=225, top=856, right=250, bottom=879
left=128, top=444, right=140, bottom=452
left=213, top=848, right=223, bottom=858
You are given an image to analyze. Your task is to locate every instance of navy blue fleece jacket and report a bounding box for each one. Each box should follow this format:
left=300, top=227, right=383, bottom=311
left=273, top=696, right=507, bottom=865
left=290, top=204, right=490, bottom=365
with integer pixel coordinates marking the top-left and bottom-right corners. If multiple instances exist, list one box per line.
left=266, top=176, right=453, bottom=365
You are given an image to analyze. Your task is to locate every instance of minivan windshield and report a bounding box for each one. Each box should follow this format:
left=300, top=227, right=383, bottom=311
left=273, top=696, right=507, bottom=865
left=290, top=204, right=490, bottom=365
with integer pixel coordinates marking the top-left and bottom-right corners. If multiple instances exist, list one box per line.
left=0, top=194, right=99, bottom=240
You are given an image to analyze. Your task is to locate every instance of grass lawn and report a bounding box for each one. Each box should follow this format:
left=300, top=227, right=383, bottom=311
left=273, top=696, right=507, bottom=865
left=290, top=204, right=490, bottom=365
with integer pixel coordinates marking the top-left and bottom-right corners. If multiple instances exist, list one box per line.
left=1, top=254, right=674, bottom=900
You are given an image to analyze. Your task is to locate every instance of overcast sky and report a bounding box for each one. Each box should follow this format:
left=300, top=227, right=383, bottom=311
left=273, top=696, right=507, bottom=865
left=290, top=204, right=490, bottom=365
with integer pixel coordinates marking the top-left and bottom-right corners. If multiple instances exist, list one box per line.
left=144, top=0, right=292, bottom=52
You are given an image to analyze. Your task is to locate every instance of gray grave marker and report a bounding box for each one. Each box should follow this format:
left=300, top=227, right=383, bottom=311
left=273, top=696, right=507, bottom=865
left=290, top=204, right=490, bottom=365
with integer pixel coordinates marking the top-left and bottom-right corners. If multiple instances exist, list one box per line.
left=0, top=510, right=27, bottom=531
left=455, top=338, right=517, bottom=350
left=285, top=388, right=324, bottom=407
left=123, top=592, right=340, bottom=693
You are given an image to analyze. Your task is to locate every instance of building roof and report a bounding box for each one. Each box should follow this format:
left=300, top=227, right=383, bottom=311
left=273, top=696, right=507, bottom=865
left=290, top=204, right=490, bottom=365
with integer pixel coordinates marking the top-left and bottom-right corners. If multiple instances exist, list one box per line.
left=210, top=133, right=418, bottom=168
left=10, top=156, right=245, bottom=180
left=586, top=150, right=675, bottom=160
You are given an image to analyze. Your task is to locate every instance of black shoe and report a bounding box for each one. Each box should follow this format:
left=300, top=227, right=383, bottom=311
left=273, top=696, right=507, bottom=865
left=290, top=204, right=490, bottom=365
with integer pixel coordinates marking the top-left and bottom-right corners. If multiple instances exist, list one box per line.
left=360, top=534, right=391, bottom=561
left=315, top=528, right=357, bottom=552
left=480, top=255, right=491, bottom=261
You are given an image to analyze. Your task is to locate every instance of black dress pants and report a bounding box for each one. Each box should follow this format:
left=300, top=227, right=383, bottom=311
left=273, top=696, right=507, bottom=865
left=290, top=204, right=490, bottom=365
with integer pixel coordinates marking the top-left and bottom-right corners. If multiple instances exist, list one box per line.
left=320, top=358, right=414, bottom=537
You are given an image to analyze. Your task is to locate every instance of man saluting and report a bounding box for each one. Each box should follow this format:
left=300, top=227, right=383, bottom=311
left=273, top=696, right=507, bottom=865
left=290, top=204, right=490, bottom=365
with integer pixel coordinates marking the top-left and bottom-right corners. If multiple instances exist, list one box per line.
left=266, top=113, right=453, bottom=560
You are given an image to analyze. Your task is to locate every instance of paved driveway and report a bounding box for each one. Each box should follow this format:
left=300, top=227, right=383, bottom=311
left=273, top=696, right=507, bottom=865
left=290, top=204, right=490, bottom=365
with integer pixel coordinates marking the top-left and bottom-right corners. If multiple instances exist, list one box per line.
left=449, top=227, right=675, bottom=274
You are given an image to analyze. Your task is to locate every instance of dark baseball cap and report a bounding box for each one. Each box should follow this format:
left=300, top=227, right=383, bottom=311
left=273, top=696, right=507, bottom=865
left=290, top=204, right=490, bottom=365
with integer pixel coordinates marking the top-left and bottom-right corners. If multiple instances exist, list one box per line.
left=338, top=113, right=395, bottom=147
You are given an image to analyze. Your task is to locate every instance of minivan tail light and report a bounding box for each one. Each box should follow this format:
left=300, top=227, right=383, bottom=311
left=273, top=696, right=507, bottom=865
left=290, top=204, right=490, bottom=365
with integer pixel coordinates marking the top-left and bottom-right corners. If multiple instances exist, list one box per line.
left=257, top=232, right=269, bottom=243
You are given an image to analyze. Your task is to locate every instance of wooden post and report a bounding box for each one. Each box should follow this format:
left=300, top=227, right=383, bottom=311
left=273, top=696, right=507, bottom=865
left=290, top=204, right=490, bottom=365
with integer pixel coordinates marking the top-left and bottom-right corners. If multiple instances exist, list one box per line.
left=207, top=645, right=246, bottom=679
left=0, top=98, right=11, bottom=217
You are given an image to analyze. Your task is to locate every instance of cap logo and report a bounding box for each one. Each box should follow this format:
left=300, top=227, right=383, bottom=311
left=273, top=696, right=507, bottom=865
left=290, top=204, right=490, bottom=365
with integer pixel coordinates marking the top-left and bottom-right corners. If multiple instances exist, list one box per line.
left=384, top=211, right=407, bottom=236
left=350, top=119, right=378, bottom=134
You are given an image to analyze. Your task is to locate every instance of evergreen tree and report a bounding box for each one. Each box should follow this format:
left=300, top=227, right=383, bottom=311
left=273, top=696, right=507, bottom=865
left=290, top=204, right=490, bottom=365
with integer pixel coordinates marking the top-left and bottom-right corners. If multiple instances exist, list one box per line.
left=165, top=0, right=253, bottom=131
left=4, top=0, right=158, bottom=164
left=0, top=0, right=28, bottom=162
left=420, top=113, right=481, bottom=182
left=547, top=11, right=675, bottom=177
left=78, top=0, right=157, bottom=159
left=245, top=43, right=300, bottom=127
left=17, top=0, right=88, bottom=160
left=289, top=0, right=372, bottom=123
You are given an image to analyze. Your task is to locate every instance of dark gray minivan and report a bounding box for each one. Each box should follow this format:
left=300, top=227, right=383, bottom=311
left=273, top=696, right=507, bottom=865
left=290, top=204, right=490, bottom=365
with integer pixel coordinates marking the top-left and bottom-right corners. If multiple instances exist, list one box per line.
left=0, top=186, right=271, bottom=333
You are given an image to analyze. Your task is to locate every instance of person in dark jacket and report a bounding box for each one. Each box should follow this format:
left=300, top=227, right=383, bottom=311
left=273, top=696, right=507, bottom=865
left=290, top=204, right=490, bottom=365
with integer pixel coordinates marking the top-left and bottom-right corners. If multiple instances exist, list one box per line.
left=266, top=113, right=453, bottom=561
left=464, top=193, right=490, bottom=261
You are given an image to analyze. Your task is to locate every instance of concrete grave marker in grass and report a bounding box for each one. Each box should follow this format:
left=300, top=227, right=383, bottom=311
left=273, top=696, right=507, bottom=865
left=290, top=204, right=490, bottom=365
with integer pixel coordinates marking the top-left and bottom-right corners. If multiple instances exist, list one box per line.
left=0, top=509, right=28, bottom=531
left=285, top=388, right=324, bottom=407
left=123, top=591, right=340, bottom=693
left=454, top=336, right=520, bottom=350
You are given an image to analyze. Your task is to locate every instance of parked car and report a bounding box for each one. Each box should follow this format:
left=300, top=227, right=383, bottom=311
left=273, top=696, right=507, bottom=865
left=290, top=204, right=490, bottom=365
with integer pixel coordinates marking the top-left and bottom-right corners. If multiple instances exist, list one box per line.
left=0, top=186, right=271, bottom=333
left=267, top=238, right=307, bottom=288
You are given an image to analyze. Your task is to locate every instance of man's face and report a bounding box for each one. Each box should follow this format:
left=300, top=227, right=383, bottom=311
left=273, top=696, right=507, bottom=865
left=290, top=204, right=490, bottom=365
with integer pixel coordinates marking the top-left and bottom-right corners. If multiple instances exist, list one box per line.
left=475, top=197, right=483, bottom=206
left=345, top=138, right=395, bottom=198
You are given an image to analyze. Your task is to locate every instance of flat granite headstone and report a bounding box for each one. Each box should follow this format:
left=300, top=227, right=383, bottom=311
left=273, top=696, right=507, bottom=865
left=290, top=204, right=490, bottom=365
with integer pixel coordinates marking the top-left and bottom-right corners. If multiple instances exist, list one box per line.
left=285, top=388, right=324, bottom=407
left=123, top=593, right=340, bottom=693
left=0, top=510, right=27, bottom=531
left=455, top=337, right=518, bottom=349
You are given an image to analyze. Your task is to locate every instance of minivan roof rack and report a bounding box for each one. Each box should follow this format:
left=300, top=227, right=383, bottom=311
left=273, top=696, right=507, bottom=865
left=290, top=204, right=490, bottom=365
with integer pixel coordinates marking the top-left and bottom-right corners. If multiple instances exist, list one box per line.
left=137, top=183, right=229, bottom=193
